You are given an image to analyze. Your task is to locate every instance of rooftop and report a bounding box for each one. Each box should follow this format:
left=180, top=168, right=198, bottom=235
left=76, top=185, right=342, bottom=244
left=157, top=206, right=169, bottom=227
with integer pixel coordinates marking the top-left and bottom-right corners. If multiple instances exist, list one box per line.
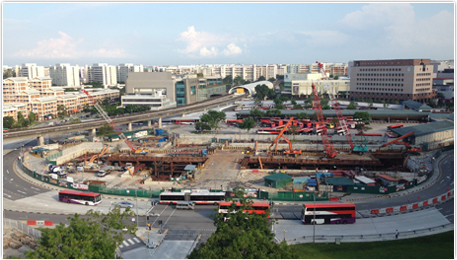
left=402, top=100, right=432, bottom=111
left=391, top=120, right=454, bottom=137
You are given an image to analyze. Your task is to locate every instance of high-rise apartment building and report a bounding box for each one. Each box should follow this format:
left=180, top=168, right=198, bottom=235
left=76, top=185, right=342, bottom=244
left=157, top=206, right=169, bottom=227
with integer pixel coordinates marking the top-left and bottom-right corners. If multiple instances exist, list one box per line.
left=350, top=59, right=435, bottom=103
left=49, top=63, right=81, bottom=87
left=117, top=63, right=144, bottom=83
left=18, top=63, right=45, bottom=79
left=87, top=63, right=117, bottom=87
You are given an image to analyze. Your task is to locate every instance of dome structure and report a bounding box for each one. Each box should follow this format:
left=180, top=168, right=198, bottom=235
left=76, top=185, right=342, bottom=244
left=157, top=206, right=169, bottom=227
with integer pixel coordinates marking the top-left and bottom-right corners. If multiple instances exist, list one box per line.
left=228, top=81, right=274, bottom=96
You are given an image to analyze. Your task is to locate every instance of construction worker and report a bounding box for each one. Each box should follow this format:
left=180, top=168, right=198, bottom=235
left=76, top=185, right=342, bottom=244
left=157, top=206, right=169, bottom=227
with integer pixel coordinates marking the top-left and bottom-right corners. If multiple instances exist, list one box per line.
left=147, top=223, right=151, bottom=230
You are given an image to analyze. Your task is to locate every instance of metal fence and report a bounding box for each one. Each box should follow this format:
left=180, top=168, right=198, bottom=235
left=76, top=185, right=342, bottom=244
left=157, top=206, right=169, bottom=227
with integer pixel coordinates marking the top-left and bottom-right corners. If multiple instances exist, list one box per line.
left=3, top=218, right=42, bottom=240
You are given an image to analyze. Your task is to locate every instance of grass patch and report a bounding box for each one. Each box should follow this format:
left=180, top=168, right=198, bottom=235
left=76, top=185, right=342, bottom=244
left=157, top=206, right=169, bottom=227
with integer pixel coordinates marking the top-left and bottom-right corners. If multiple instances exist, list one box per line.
left=290, top=231, right=454, bottom=259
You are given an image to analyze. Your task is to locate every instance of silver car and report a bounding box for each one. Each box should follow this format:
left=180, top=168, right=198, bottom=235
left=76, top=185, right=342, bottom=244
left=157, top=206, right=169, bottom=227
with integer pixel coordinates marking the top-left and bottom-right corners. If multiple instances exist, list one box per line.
left=116, top=201, right=134, bottom=208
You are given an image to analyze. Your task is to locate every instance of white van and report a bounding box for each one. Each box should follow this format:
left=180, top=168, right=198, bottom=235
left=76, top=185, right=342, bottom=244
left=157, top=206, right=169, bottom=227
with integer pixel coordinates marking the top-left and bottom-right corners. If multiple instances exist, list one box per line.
left=97, top=170, right=107, bottom=177
left=176, top=201, right=195, bottom=210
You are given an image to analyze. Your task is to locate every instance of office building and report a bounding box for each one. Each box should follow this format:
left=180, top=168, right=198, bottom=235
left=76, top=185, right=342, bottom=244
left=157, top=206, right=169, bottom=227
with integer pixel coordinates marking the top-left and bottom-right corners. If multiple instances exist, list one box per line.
left=117, top=63, right=144, bottom=83
left=87, top=63, right=117, bottom=87
left=18, top=63, right=45, bottom=79
left=283, top=73, right=350, bottom=98
left=350, top=59, right=436, bottom=103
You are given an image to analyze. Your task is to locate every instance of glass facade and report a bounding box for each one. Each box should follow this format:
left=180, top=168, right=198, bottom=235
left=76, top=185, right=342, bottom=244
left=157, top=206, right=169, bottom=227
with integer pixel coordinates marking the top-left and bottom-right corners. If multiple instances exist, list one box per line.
left=176, top=82, right=186, bottom=105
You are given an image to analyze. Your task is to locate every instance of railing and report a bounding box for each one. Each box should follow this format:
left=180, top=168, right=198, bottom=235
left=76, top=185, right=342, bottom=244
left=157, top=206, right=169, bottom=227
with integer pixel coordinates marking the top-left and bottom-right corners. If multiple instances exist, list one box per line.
left=3, top=218, right=42, bottom=240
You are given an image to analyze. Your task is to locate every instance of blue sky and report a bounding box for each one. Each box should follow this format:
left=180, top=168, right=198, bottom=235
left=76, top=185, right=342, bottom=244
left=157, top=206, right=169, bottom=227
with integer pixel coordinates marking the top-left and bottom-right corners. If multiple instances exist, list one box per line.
left=2, top=2, right=454, bottom=66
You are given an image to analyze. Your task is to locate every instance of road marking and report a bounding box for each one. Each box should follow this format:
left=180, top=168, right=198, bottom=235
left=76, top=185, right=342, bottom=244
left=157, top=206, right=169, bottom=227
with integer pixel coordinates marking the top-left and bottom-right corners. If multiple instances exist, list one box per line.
left=31, top=187, right=41, bottom=191
left=151, top=205, right=168, bottom=226
left=7, top=170, right=9, bottom=174
left=17, top=190, right=27, bottom=194
left=444, top=214, right=454, bottom=218
left=133, top=237, right=141, bottom=243
left=446, top=176, right=450, bottom=179
left=127, top=239, right=135, bottom=245
left=10, top=178, right=14, bottom=182
left=163, top=208, right=177, bottom=227
left=450, top=182, right=454, bottom=185
left=4, top=194, right=12, bottom=198
left=440, top=180, right=444, bottom=184
left=122, top=241, right=129, bottom=246
left=119, top=245, right=124, bottom=249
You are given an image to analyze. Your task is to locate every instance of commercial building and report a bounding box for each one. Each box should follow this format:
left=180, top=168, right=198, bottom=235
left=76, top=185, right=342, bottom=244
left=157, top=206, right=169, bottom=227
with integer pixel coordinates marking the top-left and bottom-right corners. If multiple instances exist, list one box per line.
left=282, top=73, right=350, bottom=98
left=49, top=63, right=81, bottom=87
left=116, top=63, right=144, bottom=83
left=391, top=120, right=454, bottom=147
left=350, top=59, right=436, bottom=103
left=286, top=63, right=348, bottom=76
left=18, top=63, right=45, bottom=79
left=125, top=72, right=175, bottom=103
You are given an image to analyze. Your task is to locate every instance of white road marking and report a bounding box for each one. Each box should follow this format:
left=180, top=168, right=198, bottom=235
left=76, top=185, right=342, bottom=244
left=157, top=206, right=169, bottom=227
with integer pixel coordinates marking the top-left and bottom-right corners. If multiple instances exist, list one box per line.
left=444, top=214, right=454, bottom=218
left=163, top=208, right=177, bottom=227
left=31, top=187, right=41, bottom=191
left=446, top=176, right=450, bottom=179
left=10, top=178, right=13, bottom=182
left=440, top=180, right=444, bottom=184
left=450, top=182, right=454, bottom=185
left=7, top=170, right=9, bottom=174
left=119, top=245, right=124, bottom=249
left=122, top=241, right=129, bottom=246
left=17, top=190, right=27, bottom=194
left=151, top=205, right=168, bottom=226
left=133, top=237, right=141, bottom=243
left=127, top=239, right=135, bottom=245
left=4, top=194, right=12, bottom=198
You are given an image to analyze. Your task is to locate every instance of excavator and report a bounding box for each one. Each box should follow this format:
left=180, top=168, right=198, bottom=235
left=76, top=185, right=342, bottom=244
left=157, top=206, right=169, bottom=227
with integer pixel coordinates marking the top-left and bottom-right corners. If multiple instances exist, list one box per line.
left=380, top=131, right=422, bottom=153
left=269, top=116, right=302, bottom=157
left=87, top=144, right=110, bottom=164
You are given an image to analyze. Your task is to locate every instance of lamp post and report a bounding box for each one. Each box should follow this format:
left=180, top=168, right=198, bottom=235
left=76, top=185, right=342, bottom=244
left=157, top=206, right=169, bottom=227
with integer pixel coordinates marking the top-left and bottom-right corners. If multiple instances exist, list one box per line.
left=313, top=191, right=317, bottom=243
left=135, top=186, right=139, bottom=227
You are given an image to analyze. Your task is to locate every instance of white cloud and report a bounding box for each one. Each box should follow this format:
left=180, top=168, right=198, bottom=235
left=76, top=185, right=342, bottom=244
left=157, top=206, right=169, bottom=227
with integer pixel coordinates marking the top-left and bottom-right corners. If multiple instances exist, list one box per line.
left=298, top=30, right=350, bottom=46
left=177, top=26, right=243, bottom=58
left=13, top=31, right=129, bottom=59
left=339, top=4, right=454, bottom=50
left=222, top=43, right=242, bottom=56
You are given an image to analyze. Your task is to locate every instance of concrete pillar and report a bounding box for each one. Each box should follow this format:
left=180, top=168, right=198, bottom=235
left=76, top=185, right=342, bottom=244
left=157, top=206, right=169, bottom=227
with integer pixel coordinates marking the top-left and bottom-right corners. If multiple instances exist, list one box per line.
left=128, top=122, right=132, bottom=131
left=148, top=120, right=152, bottom=128
left=388, top=116, right=390, bottom=123
left=182, top=113, right=186, bottom=117
left=37, top=136, right=45, bottom=146
left=158, top=117, right=162, bottom=129
left=91, top=128, right=96, bottom=136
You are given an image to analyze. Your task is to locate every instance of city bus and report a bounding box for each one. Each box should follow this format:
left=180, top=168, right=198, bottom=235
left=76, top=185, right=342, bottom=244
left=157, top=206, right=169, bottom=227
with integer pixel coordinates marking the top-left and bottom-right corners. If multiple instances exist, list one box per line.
left=58, top=190, right=102, bottom=206
left=218, top=202, right=270, bottom=217
left=175, top=119, right=197, bottom=125
left=301, top=203, right=356, bottom=224
left=159, top=191, right=227, bottom=205
left=387, top=124, right=404, bottom=130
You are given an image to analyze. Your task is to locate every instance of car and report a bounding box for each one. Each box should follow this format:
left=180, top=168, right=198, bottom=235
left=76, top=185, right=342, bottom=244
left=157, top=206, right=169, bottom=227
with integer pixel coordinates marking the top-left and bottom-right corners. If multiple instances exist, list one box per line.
left=116, top=201, right=134, bottom=208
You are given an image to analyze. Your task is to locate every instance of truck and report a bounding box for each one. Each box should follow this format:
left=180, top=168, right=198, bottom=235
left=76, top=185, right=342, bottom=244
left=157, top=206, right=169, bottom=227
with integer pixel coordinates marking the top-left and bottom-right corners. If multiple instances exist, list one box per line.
left=48, top=164, right=62, bottom=174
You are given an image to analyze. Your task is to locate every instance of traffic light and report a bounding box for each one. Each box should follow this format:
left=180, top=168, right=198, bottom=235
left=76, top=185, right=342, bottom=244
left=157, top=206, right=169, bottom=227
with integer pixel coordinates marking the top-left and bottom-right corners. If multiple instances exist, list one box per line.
left=147, top=216, right=149, bottom=221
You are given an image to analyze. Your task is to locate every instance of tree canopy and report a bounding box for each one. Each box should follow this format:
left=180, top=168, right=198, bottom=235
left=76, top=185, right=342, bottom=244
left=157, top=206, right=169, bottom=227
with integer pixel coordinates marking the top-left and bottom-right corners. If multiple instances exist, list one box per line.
left=3, top=116, right=15, bottom=129
left=346, top=101, right=358, bottom=110
left=353, top=111, right=371, bottom=122
left=254, top=84, right=276, bottom=100
left=238, top=118, right=256, bottom=133
left=26, top=207, right=136, bottom=259
left=200, top=111, right=226, bottom=132
left=188, top=187, right=298, bottom=259
left=250, top=109, right=265, bottom=120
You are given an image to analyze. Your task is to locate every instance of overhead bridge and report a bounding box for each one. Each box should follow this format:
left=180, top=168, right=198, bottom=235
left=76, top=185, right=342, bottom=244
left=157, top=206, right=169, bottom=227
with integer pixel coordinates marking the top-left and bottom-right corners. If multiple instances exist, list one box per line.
left=3, top=94, right=247, bottom=143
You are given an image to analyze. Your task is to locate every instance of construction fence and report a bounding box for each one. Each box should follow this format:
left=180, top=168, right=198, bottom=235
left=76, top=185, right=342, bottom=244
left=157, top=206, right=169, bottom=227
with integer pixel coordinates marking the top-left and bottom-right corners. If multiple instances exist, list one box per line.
left=3, top=218, right=42, bottom=240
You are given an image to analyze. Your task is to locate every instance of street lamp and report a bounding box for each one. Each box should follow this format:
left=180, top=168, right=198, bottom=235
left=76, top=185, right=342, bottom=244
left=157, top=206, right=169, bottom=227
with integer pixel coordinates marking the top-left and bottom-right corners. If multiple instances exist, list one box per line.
left=313, top=191, right=318, bottom=243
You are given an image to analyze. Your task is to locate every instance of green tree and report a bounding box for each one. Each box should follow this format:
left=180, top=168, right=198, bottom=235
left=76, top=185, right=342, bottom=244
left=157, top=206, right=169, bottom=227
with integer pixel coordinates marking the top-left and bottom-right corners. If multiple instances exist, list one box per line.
left=3, top=68, right=16, bottom=79
left=329, top=74, right=334, bottom=78
left=233, top=76, right=244, bottom=86
left=195, top=121, right=212, bottom=132
left=289, top=125, right=300, bottom=140
left=201, top=111, right=226, bottom=132
left=266, top=109, right=281, bottom=116
left=347, top=101, right=358, bottom=110
left=3, top=116, right=15, bottom=129
left=353, top=111, right=371, bottom=122
left=57, top=105, right=67, bottom=119
left=222, top=76, right=232, bottom=85
left=97, top=124, right=115, bottom=136
left=26, top=207, right=136, bottom=259
left=250, top=109, right=265, bottom=121
left=268, top=77, right=276, bottom=83
left=333, top=76, right=339, bottom=80
left=102, top=98, right=110, bottom=106
left=293, top=104, right=303, bottom=110
left=238, top=118, right=256, bottom=133
left=197, top=73, right=204, bottom=78
left=257, top=76, right=266, bottom=81
left=290, top=99, right=297, bottom=106
left=296, top=112, right=308, bottom=119
left=276, top=74, right=284, bottom=80
left=368, top=98, right=374, bottom=108
left=188, top=187, right=297, bottom=259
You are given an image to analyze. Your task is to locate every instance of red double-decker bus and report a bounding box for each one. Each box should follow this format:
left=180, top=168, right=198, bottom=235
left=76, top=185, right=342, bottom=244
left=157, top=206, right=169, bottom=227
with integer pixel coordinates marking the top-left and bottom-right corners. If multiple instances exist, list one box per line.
left=218, top=202, right=270, bottom=217
left=301, top=203, right=356, bottom=224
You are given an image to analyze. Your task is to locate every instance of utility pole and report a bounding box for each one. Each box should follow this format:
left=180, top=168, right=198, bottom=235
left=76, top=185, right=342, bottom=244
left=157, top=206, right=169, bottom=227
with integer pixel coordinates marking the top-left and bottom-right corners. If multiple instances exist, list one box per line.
left=313, top=191, right=317, bottom=243
left=135, top=186, right=139, bottom=227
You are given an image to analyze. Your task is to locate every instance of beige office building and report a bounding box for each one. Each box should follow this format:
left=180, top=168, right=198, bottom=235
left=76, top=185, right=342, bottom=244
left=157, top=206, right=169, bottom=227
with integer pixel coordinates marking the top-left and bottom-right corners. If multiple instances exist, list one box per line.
left=350, top=59, right=436, bottom=103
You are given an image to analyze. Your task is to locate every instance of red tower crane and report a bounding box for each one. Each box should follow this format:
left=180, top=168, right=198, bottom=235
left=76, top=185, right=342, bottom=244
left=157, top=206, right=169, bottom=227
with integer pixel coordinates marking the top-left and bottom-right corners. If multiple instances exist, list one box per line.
left=81, top=87, right=136, bottom=152
left=316, top=61, right=355, bottom=150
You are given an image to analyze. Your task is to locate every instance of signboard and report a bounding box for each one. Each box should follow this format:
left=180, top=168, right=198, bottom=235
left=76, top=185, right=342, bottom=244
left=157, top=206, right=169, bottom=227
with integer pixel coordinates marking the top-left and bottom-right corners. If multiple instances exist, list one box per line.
left=66, top=176, right=74, bottom=183
left=49, top=178, right=58, bottom=184
left=293, top=86, right=299, bottom=93
left=59, top=180, right=68, bottom=187
left=72, top=183, right=89, bottom=190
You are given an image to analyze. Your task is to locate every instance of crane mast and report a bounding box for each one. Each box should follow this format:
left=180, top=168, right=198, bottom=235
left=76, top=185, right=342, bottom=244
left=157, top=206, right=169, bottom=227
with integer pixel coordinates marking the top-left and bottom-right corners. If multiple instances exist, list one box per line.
left=316, top=61, right=354, bottom=150
left=81, top=88, right=136, bottom=152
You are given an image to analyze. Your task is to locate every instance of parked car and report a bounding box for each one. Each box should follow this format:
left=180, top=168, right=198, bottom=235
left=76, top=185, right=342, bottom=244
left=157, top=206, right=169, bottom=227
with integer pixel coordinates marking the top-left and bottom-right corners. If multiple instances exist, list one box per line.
left=116, top=201, right=134, bottom=208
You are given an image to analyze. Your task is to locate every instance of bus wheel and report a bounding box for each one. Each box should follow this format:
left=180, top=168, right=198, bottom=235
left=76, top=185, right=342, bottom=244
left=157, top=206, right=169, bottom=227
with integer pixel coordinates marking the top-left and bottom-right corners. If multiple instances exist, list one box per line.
left=85, top=202, right=89, bottom=206
left=214, top=202, right=218, bottom=206
left=67, top=200, right=70, bottom=203
left=343, top=220, right=348, bottom=224
left=311, top=221, right=316, bottom=225
left=336, top=220, right=340, bottom=224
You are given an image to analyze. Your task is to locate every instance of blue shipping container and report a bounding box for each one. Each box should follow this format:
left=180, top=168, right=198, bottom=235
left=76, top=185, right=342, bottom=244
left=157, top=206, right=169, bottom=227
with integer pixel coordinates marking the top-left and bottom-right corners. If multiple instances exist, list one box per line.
left=155, top=129, right=163, bottom=135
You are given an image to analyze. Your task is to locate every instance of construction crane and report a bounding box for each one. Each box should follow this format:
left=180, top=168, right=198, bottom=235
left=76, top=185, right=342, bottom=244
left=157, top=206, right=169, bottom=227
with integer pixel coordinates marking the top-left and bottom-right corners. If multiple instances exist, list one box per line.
left=310, top=81, right=337, bottom=158
left=269, top=117, right=302, bottom=156
left=81, top=87, right=136, bottom=152
left=380, top=131, right=421, bottom=153
left=316, top=61, right=368, bottom=154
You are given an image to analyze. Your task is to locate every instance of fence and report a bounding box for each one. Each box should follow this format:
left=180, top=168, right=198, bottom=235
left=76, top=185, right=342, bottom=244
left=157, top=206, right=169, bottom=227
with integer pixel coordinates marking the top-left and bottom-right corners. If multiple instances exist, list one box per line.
left=259, top=191, right=329, bottom=201
left=3, top=218, right=42, bottom=240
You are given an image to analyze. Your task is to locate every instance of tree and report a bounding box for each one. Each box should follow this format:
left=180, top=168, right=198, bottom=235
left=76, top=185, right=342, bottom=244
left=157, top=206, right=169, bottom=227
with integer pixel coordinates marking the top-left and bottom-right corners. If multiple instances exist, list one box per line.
left=276, top=75, right=284, bottom=80
left=266, top=109, right=281, bottom=116
left=368, top=98, right=374, bottom=108
left=26, top=207, right=136, bottom=259
left=250, top=109, right=265, bottom=121
left=295, top=112, right=308, bottom=119
left=222, top=76, right=232, bottom=85
left=238, top=118, right=255, bottom=133
left=353, top=111, right=371, bottom=122
left=102, top=98, right=110, bottom=106
left=257, top=76, right=266, bottom=81
left=97, top=124, right=115, bottom=136
left=347, top=101, right=358, bottom=110
left=57, top=105, right=67, bottom=119
left=291, top=99, right=297, bottom=106
left=201, top=111, right=226, bottom=132
left=289, top=125, right=300, bottom=140
left=293, top=104, right=303, bottom=110
left=233, top=76, right=244, bottom=86
left=268, top=77, right=276, bottom=83
left=329, top=74, right=334, bottom=78
left=197, top=73, right=204, bottom=78
left=333, top=76, right=339, bottom=80
left=188, top=187, right=298, bottom=259
left=16, top=112, right=26, bottom=127
left=3, top=116, right=15, bottom=129
left=3, top=68, right=16, bottom=79
left=195, top=121, right=211, bottom=132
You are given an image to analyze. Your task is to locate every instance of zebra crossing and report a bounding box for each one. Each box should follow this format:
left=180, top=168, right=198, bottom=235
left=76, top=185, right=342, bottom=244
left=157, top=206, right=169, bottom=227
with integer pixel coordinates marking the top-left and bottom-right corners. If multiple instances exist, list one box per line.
left=119, top=236, right=143, bottom=251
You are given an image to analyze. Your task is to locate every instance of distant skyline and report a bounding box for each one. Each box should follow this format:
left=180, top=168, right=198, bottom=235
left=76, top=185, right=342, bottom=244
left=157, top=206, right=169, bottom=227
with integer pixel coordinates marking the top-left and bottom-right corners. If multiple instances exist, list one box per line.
left=2, top=2, right=454, bottom=66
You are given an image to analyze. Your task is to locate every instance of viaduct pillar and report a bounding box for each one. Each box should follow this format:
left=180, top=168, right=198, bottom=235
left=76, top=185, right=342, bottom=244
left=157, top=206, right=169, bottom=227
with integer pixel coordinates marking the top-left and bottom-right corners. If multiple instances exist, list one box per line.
left=37, top=136, right=45, bottom=146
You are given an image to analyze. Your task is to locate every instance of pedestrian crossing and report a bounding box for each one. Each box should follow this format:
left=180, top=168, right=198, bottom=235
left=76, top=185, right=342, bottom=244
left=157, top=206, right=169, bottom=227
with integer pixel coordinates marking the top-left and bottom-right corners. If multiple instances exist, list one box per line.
left=119, top=236, right=143, bottom=251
